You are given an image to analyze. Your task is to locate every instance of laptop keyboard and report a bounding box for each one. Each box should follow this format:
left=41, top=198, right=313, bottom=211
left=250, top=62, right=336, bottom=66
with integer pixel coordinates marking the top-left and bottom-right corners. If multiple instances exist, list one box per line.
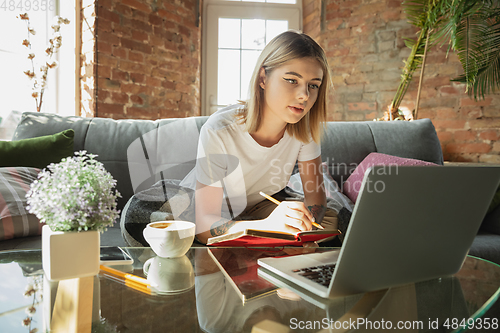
left=293, top=264, right=336, bottom=287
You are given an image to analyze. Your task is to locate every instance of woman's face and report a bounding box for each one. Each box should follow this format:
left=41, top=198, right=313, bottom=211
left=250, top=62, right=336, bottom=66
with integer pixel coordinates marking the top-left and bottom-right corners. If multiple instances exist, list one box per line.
left=260, top=57, right=323, bottom=125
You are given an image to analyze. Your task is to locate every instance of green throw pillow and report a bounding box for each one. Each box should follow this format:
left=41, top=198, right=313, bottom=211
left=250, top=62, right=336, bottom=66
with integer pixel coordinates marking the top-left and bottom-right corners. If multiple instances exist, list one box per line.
left=0, top=129, right=74, bottom=169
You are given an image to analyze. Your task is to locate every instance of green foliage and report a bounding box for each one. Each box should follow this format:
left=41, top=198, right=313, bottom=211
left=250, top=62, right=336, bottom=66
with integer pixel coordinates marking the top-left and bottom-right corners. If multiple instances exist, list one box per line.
left=392, top=0, right=500, bottom=112
left=26, top=151, right=121, bottom=232
left=451, top=1, right=500, bottom=99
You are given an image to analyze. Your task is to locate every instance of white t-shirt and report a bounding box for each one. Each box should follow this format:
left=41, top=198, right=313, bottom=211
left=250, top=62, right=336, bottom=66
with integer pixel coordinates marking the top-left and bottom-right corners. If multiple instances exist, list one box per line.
left=195, top=104, right=320, bottom=214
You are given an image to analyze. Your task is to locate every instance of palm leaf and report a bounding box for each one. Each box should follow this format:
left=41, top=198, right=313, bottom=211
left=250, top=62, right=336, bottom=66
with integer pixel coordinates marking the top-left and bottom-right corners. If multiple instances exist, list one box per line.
left=453, top=30, right=500, bottom=99
left=391, top=0, right=450, bottom=111
left=451, top=1, right=500, bottom=99
left=391, top=0, right=500, bottom=114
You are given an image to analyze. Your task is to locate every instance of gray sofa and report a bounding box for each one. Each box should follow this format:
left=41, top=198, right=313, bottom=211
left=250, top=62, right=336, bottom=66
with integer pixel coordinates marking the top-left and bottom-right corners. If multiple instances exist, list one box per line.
left=2, top=111, right=499, bottom=266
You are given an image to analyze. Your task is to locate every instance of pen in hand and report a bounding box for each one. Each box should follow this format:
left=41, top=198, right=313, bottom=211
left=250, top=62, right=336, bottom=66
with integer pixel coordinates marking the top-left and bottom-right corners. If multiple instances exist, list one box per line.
left=259, top=191, right=325, bottom=230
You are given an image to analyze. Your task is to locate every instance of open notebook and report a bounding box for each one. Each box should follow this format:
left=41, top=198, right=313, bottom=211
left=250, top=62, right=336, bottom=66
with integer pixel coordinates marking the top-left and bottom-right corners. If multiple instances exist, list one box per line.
left=258, top=165, right=500, bottom=298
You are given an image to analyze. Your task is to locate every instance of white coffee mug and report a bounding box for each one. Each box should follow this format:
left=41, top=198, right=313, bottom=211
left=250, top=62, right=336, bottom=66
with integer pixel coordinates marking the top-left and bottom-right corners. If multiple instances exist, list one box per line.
left=143, top=255, right=194, bottom=294
left=143, top=221, right=195, bottom=258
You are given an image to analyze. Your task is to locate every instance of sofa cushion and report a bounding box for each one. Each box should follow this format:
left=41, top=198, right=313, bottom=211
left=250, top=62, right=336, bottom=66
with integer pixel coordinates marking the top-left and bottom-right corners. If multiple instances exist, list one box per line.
left=487, top=185, right=500, bottom=215
left=343, top=152, right=438, bottom=203
left=469, top=230, right=500, bottom=265
left=481, top=204, right=500, bottom=235
left=0, top=129, right=74, bottom=169
left=0, top=167, right=41, bottom=241
left=13, top=112, right=209, bottom=213
left=321, top=118, right=444, bottom=185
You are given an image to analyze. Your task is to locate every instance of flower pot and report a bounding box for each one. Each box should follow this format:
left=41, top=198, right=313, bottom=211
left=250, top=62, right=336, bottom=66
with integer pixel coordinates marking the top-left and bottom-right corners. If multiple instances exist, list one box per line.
left=42, top=225, right=100, bottom=281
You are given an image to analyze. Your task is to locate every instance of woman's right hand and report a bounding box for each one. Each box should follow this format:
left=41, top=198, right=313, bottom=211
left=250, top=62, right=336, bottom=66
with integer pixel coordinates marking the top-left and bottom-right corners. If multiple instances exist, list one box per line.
left=264, top=201, right=314, bottom=233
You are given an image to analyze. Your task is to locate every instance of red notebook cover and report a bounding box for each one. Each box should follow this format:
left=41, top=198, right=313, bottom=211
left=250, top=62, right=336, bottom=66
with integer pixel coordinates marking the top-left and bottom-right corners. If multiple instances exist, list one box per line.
left=207, top=229, right=340, bottom=247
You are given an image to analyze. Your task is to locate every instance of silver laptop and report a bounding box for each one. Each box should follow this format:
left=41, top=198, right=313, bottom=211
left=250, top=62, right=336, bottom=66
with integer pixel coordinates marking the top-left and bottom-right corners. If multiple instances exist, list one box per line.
left=258, top=165, right=500, bottom=299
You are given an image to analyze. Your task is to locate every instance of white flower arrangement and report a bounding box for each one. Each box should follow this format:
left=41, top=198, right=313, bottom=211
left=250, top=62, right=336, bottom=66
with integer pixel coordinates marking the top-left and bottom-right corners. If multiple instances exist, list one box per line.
left=18, top=13, right=70, bottom=112
left=26, top=151, right=121, bottom=232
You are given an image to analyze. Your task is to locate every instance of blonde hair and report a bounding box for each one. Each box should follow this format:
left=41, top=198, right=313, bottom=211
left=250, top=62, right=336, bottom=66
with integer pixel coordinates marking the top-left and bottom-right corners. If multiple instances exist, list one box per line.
left=238, top=30, right=332, bottom=144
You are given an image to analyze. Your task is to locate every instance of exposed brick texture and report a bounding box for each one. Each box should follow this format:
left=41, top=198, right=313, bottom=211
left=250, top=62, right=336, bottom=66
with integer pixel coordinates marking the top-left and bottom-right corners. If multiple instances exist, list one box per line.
left=91, top=0, right=201, bottom=119
left=78, top=0, right=499, bottom=162
left=303, top=0, right=500, bottom=163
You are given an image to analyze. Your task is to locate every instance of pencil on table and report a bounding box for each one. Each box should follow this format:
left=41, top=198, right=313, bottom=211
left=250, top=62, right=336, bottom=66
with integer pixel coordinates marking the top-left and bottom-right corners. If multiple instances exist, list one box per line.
left=100, top=265, right=150, bottom=285
left=101, top=273, right=152, bottom=295
left=258, top=191, right=325, bottom=230
left=99, top=265, right=152, bottom=294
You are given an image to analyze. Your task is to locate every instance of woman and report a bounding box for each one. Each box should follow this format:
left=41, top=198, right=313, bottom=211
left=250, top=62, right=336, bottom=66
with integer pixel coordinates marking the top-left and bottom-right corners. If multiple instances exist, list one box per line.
left=195, top=31, right=336, bottom=244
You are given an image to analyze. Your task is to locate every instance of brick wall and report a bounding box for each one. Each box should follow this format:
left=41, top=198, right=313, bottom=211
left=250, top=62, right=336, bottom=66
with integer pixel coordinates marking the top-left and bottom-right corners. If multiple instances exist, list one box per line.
left=303, top=0, right=500, bottom=163
left=94, top=0, right=201, bottom=119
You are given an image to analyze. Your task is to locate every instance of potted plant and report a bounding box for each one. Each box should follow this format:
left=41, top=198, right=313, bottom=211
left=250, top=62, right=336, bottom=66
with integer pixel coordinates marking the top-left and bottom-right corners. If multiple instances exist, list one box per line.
left=26, top=151, right=121, bottom=281
left=380, top=0, right=500, bottom=121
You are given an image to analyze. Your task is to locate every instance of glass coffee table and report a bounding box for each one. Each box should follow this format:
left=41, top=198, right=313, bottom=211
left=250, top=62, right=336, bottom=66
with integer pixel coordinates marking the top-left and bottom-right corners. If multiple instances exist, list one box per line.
left=0, top=247, right=499, bottom=333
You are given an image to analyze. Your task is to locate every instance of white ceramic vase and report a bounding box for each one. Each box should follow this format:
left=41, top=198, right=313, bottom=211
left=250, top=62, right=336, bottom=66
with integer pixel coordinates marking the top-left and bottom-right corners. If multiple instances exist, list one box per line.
left=42, top=225, right=100, bottom=281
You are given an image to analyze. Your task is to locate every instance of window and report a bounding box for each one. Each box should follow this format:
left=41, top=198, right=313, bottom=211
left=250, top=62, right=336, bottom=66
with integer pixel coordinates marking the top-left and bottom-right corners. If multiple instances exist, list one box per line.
left=0, top=1, right=76, bottom=140
left=202, top=0, right=302, bottom=115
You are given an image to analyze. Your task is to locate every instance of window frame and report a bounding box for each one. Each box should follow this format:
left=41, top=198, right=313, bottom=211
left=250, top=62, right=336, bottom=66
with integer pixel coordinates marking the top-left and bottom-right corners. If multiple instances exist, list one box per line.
left=56, top=0, right=78, bottom=117
left=0, top=0, right=77, bottom=121
left=201, top=0, right=302, bottom=116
